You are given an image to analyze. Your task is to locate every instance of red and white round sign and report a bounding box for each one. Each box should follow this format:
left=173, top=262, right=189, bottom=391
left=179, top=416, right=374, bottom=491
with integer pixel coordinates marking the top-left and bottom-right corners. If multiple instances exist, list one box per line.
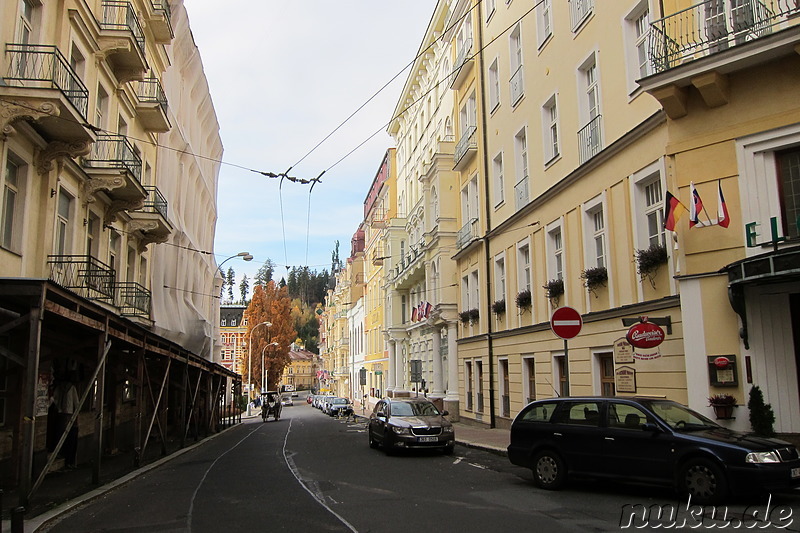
left=626, top=319, right=665, bottom=349
left=550, top=307, right=582, bottom=339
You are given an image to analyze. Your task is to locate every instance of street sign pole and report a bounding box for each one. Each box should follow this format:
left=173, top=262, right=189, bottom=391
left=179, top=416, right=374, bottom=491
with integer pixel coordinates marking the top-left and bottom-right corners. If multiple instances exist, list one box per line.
left=563, top=338, right=570, bottom=397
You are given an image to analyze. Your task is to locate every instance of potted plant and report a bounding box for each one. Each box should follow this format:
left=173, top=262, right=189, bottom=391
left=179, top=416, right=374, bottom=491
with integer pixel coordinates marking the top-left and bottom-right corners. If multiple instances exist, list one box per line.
left=748, top=385, right=775, bottom=437
left=708, top=393, right=737, bottom=419
left=515, top=289, right=532, bottom=310
left=543, top=278, right=564, bottom=306
left=492, top=299, right=506, bottom=315
left=635, top=243, right=668, bottom=288
left=468, top=308, right=480, bottom=323
left=458, top=310, right=471, bottom=324
left=580, top=266, right=608, bottom=295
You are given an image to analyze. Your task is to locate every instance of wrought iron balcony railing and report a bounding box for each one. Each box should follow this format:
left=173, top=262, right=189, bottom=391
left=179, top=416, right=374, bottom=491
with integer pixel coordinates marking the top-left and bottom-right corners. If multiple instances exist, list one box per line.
left=48, top=255, right=115, bottom=302
left=83, top=134, right=143, bottom=184
left=137, top=76, right=167, bottom=114
left=649, top=0, right=800, bottom=74
left=456, top=218, right=479, bottom=250
left=100, top=1, right=145, bottom=58
left=514, top=175, right=529, bottom=212
left=141, top=186, right=168, bottom=219
left=151, top=0, right=172, bottom=27
left=578, top=114, right=603, bottom=164
left=115, top=281, right=151, bottom=318
left=454, top=125, right=477, bottom=166
left=4, top=44, right=89, bottom=119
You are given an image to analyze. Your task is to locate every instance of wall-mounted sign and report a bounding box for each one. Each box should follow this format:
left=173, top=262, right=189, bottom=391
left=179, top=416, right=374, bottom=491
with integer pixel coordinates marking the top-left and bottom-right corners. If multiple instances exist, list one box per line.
left=708, top=355, right=738, bottom=386
left=615, top=366, right=637, bottom=393
left=626, top=317, right=665, bottom=349
left=633, top=348, right=662, bottom=360
left=614, top=337, right=634, bottom=364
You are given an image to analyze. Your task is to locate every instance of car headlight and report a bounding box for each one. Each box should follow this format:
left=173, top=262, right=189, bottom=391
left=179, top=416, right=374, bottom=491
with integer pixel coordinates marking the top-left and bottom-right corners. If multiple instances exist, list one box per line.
left=442, top=426, right=454, bottom=434
left=746, top=451, right=781, bottom=464
left=392, top=426, right=411, bottom=435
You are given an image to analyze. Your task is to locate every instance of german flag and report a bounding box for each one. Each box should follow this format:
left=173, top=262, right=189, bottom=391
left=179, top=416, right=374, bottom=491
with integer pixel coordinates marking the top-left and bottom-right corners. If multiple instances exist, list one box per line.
left=663, top=191, right=688, bottom=231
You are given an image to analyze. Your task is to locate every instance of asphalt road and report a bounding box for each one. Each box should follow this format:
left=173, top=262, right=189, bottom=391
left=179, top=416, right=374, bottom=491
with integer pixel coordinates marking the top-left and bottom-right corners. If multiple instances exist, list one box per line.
left=41, top=402, right=800, bottom=533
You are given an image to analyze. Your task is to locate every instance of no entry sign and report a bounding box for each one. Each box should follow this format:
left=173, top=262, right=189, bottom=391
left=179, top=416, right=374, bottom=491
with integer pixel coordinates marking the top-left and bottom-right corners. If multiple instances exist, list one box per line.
left=550, top=307, right=582, bottom=339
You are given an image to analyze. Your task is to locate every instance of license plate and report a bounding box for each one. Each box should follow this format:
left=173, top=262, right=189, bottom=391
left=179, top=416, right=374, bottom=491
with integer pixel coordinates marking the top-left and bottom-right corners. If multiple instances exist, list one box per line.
left=792, top=467, right=800, bottom=479
left=418, top=436, right=438, bottom=442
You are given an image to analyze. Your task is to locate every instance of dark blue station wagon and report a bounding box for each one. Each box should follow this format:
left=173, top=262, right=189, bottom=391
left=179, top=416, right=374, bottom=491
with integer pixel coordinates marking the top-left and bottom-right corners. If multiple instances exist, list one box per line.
left=507, top=397, right=800, bottom=504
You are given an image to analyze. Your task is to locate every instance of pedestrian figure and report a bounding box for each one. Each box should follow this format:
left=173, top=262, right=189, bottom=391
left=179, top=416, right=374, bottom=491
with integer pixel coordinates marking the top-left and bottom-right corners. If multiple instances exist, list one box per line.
left=52, top=374, right=80, bottom=469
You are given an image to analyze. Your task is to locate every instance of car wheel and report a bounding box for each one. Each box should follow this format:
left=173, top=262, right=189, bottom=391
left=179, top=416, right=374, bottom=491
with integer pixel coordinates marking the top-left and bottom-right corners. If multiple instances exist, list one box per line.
left=680, top=458, right=728, bottom=505
left=532, top=450, right=567, bottom=490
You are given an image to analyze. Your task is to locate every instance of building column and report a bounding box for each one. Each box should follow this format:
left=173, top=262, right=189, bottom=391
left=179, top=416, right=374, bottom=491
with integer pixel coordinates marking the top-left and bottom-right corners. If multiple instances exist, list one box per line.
left=430, top=327, right=444, bottom=398
left=386, top=338, right=396, bottom=392
left=395, top=340, right=407, bottom=395
left=444, top=321, right=459, bottom=420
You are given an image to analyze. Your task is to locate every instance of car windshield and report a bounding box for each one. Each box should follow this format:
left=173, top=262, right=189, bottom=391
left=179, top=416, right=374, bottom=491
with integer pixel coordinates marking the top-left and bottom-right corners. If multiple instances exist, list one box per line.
left=332, top=398, right=348, bottom=405
left=646, top=400, right=719, bottom=431
left=391, top=401, right=440, bottom=417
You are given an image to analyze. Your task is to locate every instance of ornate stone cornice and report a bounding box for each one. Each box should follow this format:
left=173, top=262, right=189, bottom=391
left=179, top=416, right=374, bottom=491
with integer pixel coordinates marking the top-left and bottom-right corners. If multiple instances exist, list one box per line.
left=35, top=140, right=91, bottom=175
left=105, top=197, right=145, bottom=224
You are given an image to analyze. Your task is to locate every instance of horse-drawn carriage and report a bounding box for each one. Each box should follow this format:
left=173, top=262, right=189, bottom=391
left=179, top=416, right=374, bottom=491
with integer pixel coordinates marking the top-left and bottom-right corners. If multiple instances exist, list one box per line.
left=261, top=391, right=282, bottom=422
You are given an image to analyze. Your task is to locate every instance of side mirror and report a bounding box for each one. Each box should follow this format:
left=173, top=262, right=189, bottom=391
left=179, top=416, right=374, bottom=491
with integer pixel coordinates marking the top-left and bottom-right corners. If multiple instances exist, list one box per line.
left=642, top=422, right=660, bottom=433
left=441, top=410, right=449, bottom=416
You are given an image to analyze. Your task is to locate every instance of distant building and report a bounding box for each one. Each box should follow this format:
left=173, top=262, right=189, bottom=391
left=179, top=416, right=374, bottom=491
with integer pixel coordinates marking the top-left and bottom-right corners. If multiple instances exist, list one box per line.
left=219, top=305, right=247, bottom=374
left=280, top=346, right=321, bottom=391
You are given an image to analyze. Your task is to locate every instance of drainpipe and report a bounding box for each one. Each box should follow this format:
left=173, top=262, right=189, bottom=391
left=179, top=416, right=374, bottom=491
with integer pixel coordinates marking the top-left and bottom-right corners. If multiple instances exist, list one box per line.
left=476, top=0, right=496, bottom=429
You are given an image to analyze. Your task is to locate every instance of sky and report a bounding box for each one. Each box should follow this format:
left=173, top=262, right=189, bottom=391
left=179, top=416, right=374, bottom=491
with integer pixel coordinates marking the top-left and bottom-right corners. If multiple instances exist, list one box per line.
left=181, top=1, right=437, bottom=285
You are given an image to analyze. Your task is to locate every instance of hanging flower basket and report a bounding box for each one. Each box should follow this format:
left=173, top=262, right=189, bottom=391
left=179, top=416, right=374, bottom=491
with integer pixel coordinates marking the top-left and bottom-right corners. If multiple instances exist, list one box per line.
left=635, top=244, right=668, bottom=288
left=580, top=266, right=608, bottom=295
left=492, top=299, right=506, bottom=315
left=515, top=289, right=532, bottom=310
left=459, top=308, right=480, bottom=324
left=543, top=279, right=564, bottom=304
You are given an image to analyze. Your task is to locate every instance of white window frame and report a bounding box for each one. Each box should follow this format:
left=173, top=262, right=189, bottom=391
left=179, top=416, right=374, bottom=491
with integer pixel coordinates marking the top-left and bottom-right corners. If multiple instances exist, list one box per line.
left=514, top=127, right=529, bottom=210
left=488, top=58, right=500, bottom=112
left=630, top=160, right=667, bottom=252
left=546, top=219, right=564, bottom=282
left=54, top=187, right=75, bottom=256
left=569, top=0, right=595, bottom=32
left=541, top=94, right=560, bottom=164
left=2, top=151, right=27, bottom=253
left=486, top=0, right=496, bottom=21
left=492, top=151, right=504, bottom=208
left=516, top=238, right=532, bottom=295
left=509, top=24, right=524, bottom=106
left=623, top=1, right=651, bottom=95
left=494, top=252, right=506, bottom=303
left=470, top=270, right=479, bottom=314
left=536, top=0, right=553, bottom=49
left=522, top=355, right=536, bottom=403
left=583, top=194, right=607, bottom=270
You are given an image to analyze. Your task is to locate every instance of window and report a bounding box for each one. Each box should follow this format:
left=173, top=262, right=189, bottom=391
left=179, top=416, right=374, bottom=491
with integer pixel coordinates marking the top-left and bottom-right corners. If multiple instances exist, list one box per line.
left=500, top=359, right=510, bottom=417
left=486, top=0, right=496, bottom=20
left=2, top=153, right=25, bottom=251
left=460, top=91, right=477, bottom=133
left=578, top=55, right=602, bottom=163
left=471, top=270, right=479, bottom=313
left=109, top=229, right=120, bottom=277
left=221, top=318, right=227, bottom=327
left=632, top=163, right=666, bottom=251
left=608, top=403, right=650, bottom=429
left=517, top=241, right=531, bottom=294
left=555, top=401, right=603, bottom=426
left=17, top=0, right=36, bottom=44
left=492, top=152, right=504, bottom=207
left=536, top=0, right=552, bottom=48
left=509, top=24, right=524, bottom=105
left=494, top=255, right=506, bottom=303
left=488, top=58, right=500, bottom=111
left=542, top=95, right=559, bottom=163
left=547, top=223, right=563, bottom=281
left=524, top=357, right=536, bottom=403
left=598, top=353, right=615, bottom=396
left=584, top=202, right=606, bottom=269
left=777, top=148, right=800, bottom=240
left=514, top=128, right=529, bottom=210
left=624, top=2, right=651, bottom=93
left=554, top=354, right=567, bottom=397
left=569, top=0, right=594, bottom=32
left=54, top=188, right=73, bottom=255
left=644, top=179, right=664, bottom=247
left=85, top=212, right=99, bottom=256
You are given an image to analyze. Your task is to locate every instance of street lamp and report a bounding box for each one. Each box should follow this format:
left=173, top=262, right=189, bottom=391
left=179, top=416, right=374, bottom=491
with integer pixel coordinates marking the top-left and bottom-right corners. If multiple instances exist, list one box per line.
left=246, top=321, right=271, bottom=415
left=216, top=251, right=253, bottom=278
left=262, top=341, right=279, bottom=393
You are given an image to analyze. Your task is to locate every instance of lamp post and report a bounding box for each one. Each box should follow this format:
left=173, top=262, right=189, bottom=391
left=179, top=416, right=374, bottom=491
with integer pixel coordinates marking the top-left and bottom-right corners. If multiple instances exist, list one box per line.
left=262, top=341, right=279, bottom=393
left=216, top=251, right=253, bottom=280
left=213, top=251, right=252, bottom=380
left=246, top=321, right=271, bottom=415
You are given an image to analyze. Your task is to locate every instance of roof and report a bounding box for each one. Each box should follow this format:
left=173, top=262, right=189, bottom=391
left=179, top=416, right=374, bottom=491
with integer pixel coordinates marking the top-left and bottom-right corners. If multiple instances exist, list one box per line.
left=288, top=349, right=318, bottom=361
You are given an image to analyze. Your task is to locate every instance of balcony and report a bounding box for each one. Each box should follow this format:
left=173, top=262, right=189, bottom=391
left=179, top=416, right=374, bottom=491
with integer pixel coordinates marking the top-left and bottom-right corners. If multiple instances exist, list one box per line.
left=82, top=134, right=146, bottom=206
left=115, top=281, right=151, bottom=318
left=514, top=175, right=530, bottom=211
left=98, top=1, right=147, bottom=81
left=643, top=1, right=800, bottom=118
left=509, top=65, right=525, bottom=106
left=136, top=76, right=170, bottom=132
left=369, top=207, right=387, bottom=228
left=578, top=114, right=603, bottom=164
left=2, top=44, right=95, bottom=144
left=48, top=255, right=115, bottom=303
left=649, top=0, right=798, bottom=74
left=456, top=218, right=479, bottom=250
left=450, top=37, right=474, bottom=89
left=128, top=186, right=172, bottom=247
left=371, top=248, right=385, bottom=265
left=146, top=0, right=174, bottom=44
left=453, top=125, right=477, bottom=170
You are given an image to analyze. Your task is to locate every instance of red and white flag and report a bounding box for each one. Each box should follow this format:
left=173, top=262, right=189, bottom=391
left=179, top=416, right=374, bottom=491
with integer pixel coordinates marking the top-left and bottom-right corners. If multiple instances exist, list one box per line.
left=717, top=181, right=730, bottom=228
left=689, top=182, right=704, bottom=228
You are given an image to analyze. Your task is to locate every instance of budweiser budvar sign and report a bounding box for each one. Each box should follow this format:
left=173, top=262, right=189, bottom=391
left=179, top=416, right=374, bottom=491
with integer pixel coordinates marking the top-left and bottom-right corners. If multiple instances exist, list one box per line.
left=626, top=317, right=665, bottom=349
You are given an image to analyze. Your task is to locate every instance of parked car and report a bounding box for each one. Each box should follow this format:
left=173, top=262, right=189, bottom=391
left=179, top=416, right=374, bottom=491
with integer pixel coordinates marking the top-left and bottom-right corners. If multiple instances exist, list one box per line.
left=368, top=397, right=454, bottom=454
left=507, top=396, right=800, bottom=504
left=322, top=396, right=341, bottom=415
left=327, top=397, right=352, bottom=417
left=281, top=396, right=293, bottom=407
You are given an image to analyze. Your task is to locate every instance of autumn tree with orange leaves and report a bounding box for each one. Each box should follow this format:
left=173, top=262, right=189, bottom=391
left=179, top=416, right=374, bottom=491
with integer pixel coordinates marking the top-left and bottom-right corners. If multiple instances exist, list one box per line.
left=242, top=281, right=296, bottom=394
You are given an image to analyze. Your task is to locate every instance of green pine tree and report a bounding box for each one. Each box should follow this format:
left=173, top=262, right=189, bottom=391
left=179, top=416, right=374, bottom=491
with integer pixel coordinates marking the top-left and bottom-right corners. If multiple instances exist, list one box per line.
left=748, top=385, right=775, bottom=437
